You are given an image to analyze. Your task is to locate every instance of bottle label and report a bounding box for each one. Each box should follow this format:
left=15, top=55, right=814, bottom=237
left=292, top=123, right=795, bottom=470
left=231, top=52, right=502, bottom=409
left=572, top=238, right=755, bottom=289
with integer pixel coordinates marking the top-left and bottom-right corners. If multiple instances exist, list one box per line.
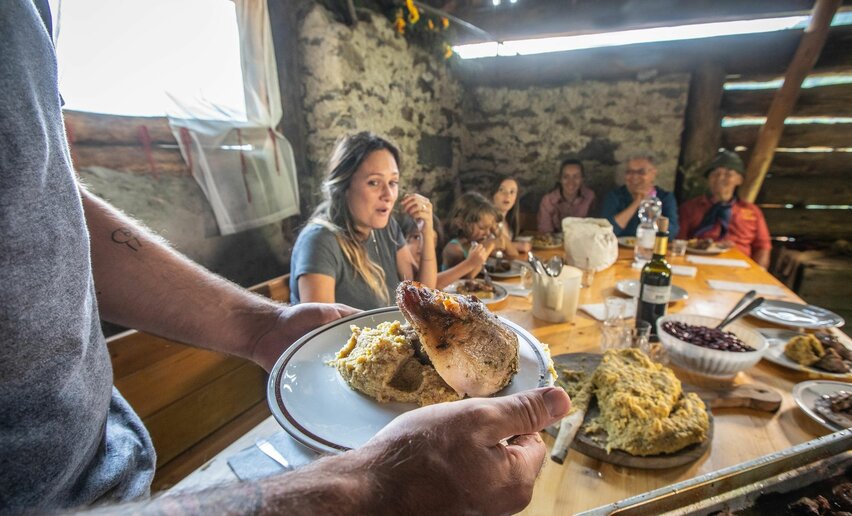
left=641, top=284, right=671, bottom=304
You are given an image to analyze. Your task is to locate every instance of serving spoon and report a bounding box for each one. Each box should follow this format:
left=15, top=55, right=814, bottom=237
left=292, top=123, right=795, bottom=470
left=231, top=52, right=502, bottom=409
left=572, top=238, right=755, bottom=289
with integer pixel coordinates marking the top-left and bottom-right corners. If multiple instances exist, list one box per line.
left=717, top=297, right=765, bottom=330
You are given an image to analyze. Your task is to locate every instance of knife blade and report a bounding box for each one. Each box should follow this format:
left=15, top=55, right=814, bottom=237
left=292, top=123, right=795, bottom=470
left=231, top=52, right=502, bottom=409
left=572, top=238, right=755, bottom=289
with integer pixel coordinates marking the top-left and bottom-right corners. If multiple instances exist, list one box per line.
left=256, top=438, right=291, bottom=469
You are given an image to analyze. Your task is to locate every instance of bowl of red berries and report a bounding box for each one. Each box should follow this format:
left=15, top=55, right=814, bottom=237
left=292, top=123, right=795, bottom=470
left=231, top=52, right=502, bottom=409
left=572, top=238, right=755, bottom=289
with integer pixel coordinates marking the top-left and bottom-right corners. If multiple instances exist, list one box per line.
left=657, top=314, right=768, bottom=377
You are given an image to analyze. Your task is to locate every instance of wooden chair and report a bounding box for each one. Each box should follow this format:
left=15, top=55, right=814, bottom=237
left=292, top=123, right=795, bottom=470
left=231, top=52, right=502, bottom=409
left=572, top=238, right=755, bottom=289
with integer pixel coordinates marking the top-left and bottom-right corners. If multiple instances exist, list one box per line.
left=107, top=274, right=290, bottom=491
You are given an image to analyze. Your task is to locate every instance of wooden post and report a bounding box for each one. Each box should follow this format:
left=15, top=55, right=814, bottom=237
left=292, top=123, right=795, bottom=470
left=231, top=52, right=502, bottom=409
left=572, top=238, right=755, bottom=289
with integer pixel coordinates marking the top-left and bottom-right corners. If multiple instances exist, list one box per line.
left=740, top=0, right=841, bottom=203
left=677, top=61, right=725, bottom=201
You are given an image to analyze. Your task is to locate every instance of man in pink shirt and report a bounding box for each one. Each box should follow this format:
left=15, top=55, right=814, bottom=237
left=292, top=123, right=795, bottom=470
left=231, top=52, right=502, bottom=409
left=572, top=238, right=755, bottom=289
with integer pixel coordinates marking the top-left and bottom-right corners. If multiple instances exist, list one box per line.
left=537, top=158, right=596, bottom=233
left=678, top=150, right=772, bottom=268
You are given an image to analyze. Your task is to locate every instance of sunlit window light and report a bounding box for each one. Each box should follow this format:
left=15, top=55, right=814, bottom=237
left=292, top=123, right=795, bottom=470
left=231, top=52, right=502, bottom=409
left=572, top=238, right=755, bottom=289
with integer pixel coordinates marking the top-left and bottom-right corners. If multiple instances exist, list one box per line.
left=725, top=75, right=852, bottom=90
left=722, top=117, right=852, bottom=127
left=454, top=12, right=852, bottom=60
left=54, top=0, right=244, bottom=118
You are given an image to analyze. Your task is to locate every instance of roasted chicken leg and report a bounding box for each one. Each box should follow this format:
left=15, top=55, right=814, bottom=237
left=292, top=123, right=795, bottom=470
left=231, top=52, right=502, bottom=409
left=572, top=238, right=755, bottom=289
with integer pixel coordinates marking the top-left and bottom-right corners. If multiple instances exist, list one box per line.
left=396, top=280, right=519, bottom=397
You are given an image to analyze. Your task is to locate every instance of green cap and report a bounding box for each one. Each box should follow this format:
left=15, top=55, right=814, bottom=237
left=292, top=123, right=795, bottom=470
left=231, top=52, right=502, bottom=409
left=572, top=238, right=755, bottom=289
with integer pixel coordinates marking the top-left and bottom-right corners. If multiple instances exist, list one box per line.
left=704, top=150, right=745, bottom=177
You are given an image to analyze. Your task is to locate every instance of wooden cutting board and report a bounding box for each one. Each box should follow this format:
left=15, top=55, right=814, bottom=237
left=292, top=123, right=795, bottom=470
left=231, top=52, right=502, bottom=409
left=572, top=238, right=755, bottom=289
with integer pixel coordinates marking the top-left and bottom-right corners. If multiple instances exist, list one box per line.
left=550, top=353, right=782, bottom=469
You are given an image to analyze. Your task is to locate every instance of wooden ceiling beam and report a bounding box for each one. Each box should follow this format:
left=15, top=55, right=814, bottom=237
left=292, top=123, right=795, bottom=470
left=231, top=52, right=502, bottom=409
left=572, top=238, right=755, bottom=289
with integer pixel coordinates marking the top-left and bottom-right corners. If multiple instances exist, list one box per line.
left=740, top=0, right=842, bottom=203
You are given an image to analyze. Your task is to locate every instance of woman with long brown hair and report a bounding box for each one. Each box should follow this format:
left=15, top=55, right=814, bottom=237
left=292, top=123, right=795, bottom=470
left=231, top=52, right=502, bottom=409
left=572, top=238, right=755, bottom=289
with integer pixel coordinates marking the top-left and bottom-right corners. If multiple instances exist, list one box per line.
left=290, top=132, right=437, bottom=309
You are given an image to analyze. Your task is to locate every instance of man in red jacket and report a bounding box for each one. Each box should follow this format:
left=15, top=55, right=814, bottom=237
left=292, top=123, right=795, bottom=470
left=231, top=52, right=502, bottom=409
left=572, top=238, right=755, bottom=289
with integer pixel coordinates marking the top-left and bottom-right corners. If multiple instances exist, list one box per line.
left=678, top=150, right=771, bottom=268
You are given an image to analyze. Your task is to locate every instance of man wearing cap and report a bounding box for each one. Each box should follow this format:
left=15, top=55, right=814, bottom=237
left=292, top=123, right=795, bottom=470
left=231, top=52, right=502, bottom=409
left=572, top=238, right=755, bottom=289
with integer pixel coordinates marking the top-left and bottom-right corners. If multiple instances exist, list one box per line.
left=677, top=150, right=771, bottom=268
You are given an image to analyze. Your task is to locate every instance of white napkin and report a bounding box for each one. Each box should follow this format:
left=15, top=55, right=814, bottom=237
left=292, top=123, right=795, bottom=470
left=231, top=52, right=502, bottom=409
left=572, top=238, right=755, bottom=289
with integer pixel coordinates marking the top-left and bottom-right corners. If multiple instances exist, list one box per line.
left=495, top=281, right=531, bottom=298
left=687, top=256, right=750, bottom=268
left=707, top=280, right=787, bottom=296
left=632, top=261, right=697, bottom=278
left=579, top=299, right=638, bottom=321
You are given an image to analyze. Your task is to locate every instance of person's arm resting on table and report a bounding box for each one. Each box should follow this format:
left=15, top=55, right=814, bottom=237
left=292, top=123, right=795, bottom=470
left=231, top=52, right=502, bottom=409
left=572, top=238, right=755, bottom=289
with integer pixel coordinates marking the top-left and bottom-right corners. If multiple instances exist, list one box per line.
left=81, top=188, right=355, bottom=371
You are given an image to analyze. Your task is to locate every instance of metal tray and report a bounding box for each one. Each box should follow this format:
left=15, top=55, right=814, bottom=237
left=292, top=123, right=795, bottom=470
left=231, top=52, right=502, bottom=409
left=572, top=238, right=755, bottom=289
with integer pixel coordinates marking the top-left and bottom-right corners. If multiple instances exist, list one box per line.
left=578, top=429, right=852, bottom=515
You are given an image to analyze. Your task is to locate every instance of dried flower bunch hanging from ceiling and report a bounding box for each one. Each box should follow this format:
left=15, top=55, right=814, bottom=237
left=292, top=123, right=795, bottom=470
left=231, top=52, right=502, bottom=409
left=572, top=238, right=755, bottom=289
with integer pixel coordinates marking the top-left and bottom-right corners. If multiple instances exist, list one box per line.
left=391, top=0, right=453, bottom=59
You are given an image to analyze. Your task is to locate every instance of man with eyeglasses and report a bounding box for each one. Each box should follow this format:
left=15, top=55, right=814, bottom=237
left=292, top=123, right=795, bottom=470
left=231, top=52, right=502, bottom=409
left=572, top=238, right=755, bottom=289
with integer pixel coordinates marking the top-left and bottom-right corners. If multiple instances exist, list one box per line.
left=600, top=153, right=679, bottom=238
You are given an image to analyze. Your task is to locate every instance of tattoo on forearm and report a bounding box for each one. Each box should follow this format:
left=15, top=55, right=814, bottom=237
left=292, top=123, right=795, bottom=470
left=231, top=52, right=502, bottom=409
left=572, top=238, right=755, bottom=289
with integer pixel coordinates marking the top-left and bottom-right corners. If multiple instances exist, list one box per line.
left=111, top=227, right=143, bottom=251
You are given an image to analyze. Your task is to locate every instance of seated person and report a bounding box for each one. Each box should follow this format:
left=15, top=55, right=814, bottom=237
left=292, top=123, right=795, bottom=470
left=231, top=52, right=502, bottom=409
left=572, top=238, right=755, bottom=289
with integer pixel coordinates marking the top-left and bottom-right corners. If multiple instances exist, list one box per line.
left=678, top=150, right=771, bottom=268
left=401, top=211, right=489, bottom=290
left=441, top=192, right=501, bottom=280
left=600, top=153, right=679, bottom=238
left=290, top=132, right=437, bottom=309
left=490, top=175, right=527, bottom=256
left=537, top=158, right=596, bottom=234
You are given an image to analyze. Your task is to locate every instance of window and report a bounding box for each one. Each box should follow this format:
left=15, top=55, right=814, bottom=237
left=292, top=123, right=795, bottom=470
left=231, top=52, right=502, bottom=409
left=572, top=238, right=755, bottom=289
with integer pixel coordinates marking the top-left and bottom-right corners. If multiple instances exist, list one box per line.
left=53, top=0, right=245, bottom=119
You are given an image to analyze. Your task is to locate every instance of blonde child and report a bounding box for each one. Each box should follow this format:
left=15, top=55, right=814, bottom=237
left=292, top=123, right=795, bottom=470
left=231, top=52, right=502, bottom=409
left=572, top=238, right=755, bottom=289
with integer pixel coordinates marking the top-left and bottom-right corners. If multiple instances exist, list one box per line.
left=441, top=192, right=501, bottom=283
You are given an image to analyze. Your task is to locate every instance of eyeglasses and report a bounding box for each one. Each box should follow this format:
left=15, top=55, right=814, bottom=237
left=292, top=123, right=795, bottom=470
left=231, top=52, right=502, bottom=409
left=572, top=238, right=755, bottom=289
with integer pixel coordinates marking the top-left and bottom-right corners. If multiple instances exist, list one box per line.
left=625, top=168, right=649, bottom=176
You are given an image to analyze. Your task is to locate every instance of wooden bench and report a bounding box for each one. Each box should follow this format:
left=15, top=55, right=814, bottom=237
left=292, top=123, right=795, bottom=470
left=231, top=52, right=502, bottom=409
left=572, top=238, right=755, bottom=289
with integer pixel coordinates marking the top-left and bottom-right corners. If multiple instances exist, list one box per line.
left=107, top=274, right=290, bottom=491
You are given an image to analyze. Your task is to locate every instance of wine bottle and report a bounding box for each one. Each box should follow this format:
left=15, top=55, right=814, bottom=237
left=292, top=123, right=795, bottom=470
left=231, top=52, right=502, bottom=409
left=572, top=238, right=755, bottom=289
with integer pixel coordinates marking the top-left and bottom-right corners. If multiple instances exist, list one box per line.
left=637, top=216, right=672, bottom=338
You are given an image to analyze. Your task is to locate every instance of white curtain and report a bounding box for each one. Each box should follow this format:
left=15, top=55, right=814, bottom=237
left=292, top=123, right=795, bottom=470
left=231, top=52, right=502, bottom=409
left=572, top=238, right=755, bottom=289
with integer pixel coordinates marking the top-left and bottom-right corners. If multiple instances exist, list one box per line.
left=168, top=0, right=299, bottom=235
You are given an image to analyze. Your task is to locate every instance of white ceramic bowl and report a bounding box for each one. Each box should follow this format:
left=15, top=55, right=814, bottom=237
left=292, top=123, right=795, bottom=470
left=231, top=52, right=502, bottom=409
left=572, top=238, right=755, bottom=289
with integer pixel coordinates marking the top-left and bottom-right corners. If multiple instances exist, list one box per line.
left=656, top=314, right=768, bottom=377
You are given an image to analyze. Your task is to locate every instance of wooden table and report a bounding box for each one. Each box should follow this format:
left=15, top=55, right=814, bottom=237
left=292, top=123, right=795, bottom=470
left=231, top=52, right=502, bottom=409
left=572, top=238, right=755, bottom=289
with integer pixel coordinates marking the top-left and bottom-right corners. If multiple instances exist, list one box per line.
left=173, top=248, right=850, bottom=514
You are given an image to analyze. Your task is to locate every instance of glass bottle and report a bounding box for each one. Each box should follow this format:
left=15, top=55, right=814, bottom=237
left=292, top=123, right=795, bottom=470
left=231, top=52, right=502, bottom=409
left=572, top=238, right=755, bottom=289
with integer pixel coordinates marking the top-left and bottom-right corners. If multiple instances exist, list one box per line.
left=633, top=196, right=662, bottom=262
left=637, top=216, right=671, bottom=339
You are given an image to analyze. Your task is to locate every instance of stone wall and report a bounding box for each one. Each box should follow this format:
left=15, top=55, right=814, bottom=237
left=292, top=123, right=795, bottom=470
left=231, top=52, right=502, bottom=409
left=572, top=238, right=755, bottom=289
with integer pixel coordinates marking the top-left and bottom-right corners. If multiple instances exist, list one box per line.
left=458, top=77, right=690, bottom=215
left=296, top=5, right=689, bottom=222
left=298, top=6, right=465, bottom=214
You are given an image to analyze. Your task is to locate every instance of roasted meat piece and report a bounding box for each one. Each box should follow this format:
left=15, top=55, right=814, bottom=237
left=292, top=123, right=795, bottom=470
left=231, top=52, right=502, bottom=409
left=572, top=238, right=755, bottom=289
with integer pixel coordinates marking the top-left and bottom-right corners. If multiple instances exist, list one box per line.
left=816, top=332, right=852, bottom=361
left=396, top=280, right=519, bottom=397
left=813, top=347, right=850, bottom=373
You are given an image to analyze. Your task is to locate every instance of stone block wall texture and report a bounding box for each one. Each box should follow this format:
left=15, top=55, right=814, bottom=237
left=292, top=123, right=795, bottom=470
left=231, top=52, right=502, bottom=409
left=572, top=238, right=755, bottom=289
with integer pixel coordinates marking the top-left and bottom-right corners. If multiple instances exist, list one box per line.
left=459, top=79, right=689, bottom=215
left=298, top=6, right=465, bottom=215
left=297, top=4, right=689, bottom=222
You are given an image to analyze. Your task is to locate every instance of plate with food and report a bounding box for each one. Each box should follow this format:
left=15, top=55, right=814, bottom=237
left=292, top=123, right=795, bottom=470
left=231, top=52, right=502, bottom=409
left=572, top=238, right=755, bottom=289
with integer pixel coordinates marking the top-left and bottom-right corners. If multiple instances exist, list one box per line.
left=484, top=258, right=526, bottom=278
left=550, top=351, right=712, bottom=469
left=793, top=380, right=852, bottom=431
left=444, top=279, right=508, bottom=305
left=763, top=332, right=852, bottom=378
left=750, top=300, right=845, bottom=330
left=532, top=233, right=563, bottom=250
left=617, top=236, right=636, bottom=248
left=686, top=238, right=732, bottom=255
left=615, top=279, right=688, bottom=303
left=268, top=281, right=554, bottom=454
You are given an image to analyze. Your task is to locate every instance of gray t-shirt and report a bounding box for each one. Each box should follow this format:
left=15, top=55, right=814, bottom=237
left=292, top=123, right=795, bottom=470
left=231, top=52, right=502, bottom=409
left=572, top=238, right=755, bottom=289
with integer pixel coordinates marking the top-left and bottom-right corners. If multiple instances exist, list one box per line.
left=290, top=220, right=406, bottom=309
left=0, top=1, right=155, bottom=511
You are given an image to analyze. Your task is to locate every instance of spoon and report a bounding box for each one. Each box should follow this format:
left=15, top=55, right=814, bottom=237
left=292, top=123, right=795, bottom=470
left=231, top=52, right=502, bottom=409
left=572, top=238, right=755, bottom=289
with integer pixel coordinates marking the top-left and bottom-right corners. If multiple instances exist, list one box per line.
left=546, top=255, right=564, bottom=278
left=717, top=297, right=765, bottom=330
left=715, top=290, right=757, bottom=329
left=527, top=252, right=546, bottom=276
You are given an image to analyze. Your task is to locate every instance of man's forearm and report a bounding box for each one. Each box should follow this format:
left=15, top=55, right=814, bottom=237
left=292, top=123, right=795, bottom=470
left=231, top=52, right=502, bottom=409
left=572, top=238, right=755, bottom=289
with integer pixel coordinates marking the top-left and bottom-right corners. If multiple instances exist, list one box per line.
left=613, top=203, right=638, bottom=230
left=80, top=187, right=278, bottom=361
left=85, top=453, right=378, bottom=516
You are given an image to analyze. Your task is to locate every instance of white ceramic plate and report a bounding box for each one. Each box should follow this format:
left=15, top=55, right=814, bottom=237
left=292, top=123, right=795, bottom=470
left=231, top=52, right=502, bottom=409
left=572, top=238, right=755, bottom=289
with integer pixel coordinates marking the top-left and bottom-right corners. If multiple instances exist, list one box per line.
left=762, top=340, right=852, bottom=379
left=484, top=259, right=527, bottom=279
left=750, top=300, right=845, bottom=329
left=793, top=380, right=852, bottom=431
left=686, top=241, right=732, bottom=255
left=617, top=236, right=636, bottom=248
left=444, top=281, right=509, bottom=305
left=615, top=279, right=688, bottom=303
left=267, top=307, right=553, bottom=454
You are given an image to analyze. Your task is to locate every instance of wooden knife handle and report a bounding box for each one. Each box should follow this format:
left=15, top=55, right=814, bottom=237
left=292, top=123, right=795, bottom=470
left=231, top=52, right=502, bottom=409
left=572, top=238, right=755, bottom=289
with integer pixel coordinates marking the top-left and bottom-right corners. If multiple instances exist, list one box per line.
left=550, top=410, right=586, bottom=464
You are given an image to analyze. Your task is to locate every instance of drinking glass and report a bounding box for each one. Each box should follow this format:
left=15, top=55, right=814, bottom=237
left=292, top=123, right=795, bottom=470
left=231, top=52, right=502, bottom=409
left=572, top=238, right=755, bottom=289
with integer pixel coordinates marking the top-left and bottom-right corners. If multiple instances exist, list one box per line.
left=599, top=297, right=628, bottom=352
left=628, top=320, right=652, bottom=350
left=670, top=239, right=688, bottom=257
left=519, top=264, right=534, bottom=290
left=580, top=258, right=595, bottom=288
